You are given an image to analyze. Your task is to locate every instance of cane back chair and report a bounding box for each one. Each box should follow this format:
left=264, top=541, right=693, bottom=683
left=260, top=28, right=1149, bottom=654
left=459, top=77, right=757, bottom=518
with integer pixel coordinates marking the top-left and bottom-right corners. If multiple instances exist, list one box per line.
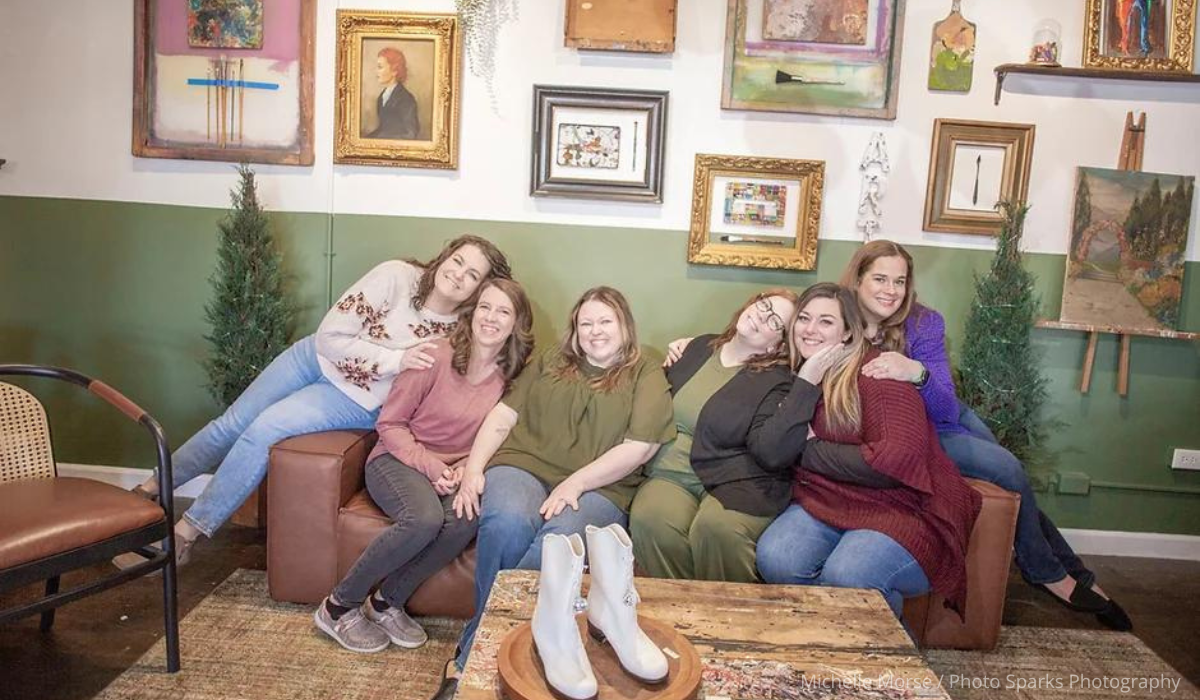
left=0, top=365, right=180, bottom=672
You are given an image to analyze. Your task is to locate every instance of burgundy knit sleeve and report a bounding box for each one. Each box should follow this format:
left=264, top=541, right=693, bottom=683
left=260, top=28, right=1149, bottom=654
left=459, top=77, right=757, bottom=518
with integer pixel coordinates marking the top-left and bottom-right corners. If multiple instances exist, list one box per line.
left=857, top=377, right=934, bottom=495
left=906, top=308, right=960, bottom=427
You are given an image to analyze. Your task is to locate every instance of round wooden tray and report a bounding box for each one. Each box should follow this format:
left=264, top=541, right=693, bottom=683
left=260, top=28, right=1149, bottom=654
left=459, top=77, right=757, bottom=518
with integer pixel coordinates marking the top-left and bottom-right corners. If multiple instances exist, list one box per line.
left=497, top=614, right=701, bottom=700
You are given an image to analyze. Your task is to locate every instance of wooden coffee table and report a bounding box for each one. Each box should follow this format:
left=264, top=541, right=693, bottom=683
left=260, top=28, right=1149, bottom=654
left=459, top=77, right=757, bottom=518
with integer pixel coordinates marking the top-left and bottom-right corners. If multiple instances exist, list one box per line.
left=457, top=570, right=950, bottom=700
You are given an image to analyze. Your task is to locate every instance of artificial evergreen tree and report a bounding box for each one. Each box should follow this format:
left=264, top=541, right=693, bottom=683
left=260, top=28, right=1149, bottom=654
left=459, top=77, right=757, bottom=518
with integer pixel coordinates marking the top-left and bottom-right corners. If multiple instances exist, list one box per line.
left=957, top=200, right=1051, bottom=468
left=203, top=165, right=294, bottom=407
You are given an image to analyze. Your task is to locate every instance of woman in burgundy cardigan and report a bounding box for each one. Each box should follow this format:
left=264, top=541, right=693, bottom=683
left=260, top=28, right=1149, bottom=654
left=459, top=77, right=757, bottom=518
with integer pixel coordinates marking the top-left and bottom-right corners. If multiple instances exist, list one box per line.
left=754, top=283, right=982, bottom=622
left=839, top=240, right=1130, bottom=631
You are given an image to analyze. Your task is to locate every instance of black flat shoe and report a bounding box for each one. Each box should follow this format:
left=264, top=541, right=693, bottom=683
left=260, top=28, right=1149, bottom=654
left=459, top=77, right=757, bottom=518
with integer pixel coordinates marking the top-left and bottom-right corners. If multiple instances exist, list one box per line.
left=429, top=656, right=460, bottom=700
left=1096, top=599, right=1133, bottom=632
left=429, top=676, right=458, bottom=700
left=1034, top=581, right=1110, bottom=614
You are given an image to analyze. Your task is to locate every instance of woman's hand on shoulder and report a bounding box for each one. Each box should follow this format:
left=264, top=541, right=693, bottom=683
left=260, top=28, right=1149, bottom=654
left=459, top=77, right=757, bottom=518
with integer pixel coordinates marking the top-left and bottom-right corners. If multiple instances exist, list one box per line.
left=538, top=477, right=584, bottom=520
left=797, top=344, right=853, bottom=385
left=453, top=468, right=486, bottom=520
left=400, top=342, right=439, bottom=371
left=663, top=337, right=694, bottom=367
left=861, top=351, right=923, bottom=383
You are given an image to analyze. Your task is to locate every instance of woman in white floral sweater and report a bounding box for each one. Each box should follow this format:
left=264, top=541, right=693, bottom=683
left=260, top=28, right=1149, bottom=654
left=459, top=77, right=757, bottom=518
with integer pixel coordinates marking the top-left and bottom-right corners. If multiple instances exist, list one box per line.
left=118, top=235, right=511, bottom=568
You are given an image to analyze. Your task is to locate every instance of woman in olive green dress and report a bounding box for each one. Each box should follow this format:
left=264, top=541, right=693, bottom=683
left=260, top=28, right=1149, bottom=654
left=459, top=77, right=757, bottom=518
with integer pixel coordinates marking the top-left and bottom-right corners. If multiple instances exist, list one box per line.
left=443, top=286, right=675, bottom=687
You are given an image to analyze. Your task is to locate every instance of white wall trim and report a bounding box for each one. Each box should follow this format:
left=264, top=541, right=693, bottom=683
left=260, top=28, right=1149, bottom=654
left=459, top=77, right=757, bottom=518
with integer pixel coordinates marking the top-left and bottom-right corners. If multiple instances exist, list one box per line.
left=58, top=462, right=210, bottom=499
left=1060, top=528, right=1200, bottom=562
left=56, top=464, right=1200, bottom=561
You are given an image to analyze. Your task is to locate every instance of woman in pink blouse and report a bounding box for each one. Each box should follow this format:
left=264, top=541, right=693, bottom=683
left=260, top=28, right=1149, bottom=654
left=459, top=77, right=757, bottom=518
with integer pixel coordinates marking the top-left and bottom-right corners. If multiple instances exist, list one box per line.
left=314, top=278, right=533, bottom=654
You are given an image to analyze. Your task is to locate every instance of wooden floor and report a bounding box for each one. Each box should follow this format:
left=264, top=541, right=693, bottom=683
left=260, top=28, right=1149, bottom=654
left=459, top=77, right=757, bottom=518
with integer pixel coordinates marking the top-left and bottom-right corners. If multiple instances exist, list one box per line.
left=1, top=523, right=1197, bottom=700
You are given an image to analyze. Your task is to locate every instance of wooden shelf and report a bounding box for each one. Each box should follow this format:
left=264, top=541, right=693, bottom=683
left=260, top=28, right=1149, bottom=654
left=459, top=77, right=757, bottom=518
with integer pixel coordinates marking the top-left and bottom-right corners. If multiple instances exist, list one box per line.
left=993, top=63, right=1200, bottom=104
left=1036, top=319, right=1200, bottom=341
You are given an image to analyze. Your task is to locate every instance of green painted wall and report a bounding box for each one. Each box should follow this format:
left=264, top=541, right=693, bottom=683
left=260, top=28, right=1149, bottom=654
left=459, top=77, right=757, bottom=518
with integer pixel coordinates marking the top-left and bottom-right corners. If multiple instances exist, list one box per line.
left=2, top=195, right=1198, bottom=534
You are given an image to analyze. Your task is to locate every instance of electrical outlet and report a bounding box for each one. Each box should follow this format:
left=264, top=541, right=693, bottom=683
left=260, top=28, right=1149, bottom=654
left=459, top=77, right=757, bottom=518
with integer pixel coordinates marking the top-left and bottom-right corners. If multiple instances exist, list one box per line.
left=1171, top=449, right=1200, bottom=470
left=1057, top=471, right=1091, bottom=495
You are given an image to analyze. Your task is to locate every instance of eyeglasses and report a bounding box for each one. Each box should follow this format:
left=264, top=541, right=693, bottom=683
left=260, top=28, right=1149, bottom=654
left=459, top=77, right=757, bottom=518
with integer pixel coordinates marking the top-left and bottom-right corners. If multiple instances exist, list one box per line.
left=754, top=298, right=786, bottom=333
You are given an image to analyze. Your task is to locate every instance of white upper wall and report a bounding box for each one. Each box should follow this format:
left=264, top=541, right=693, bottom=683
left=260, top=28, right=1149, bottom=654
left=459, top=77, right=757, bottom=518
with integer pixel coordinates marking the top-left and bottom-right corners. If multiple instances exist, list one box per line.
left=1, top=0, right=1197, bottom=258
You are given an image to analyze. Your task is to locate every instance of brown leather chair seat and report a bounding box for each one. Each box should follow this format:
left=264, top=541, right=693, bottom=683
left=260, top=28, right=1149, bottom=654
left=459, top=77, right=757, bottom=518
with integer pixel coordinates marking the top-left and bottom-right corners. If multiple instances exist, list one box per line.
left=0, top=477, right=165, bottom=570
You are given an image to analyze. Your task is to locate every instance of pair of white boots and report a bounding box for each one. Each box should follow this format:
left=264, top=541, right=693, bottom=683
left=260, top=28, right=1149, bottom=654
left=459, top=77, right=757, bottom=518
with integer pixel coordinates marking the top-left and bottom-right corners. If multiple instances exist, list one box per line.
left=532, top=523, right=669, bottom=700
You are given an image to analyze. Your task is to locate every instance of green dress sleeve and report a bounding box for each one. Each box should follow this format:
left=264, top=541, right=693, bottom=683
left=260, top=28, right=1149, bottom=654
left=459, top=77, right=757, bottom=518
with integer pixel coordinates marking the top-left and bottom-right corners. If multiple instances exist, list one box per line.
left=624, top=354, right=676, bottom=445
left=500, top=349, right=544, bottom=414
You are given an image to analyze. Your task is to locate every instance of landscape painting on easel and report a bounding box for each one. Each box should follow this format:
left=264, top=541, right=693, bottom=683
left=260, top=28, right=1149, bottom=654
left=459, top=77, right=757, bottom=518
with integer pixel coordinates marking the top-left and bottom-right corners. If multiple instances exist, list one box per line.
left=1062, top=167, right=1194, bottom=331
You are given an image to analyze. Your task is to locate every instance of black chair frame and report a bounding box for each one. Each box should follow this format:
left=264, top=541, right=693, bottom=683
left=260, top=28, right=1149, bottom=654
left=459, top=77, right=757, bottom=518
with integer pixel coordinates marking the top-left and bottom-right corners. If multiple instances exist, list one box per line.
left=0, top=364, right=180, bottom=672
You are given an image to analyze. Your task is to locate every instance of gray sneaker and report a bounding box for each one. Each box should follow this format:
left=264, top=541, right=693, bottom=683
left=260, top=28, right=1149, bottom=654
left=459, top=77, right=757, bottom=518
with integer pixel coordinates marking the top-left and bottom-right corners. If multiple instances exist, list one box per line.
left=314, top=599, right=390, bottom=653
left=364, top=602, right=428, bottom=648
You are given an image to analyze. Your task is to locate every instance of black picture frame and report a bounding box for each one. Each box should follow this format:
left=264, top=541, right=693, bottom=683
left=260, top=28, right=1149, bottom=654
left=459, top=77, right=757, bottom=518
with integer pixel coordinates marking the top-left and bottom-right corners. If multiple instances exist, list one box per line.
left=531, top=85, right=668, bottom=202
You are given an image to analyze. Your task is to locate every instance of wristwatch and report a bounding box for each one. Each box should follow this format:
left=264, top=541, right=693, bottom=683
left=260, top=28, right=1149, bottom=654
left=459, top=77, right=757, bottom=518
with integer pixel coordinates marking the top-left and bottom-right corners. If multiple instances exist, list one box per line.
left=913, top=366, right=930, bottom=388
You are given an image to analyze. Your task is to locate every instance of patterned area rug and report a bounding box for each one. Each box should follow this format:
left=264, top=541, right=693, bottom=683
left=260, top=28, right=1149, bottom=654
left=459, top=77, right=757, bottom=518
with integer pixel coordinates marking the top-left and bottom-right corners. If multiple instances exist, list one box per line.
left=926, top=627, right=1199, bottom=700
left=98, top=569, right=1197, bottom=700
left=95, top=569, right=458, bottom=700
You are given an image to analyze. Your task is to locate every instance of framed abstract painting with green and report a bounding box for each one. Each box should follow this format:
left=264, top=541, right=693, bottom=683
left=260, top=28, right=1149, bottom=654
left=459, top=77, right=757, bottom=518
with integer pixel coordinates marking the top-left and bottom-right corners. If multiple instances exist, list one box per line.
left=721, top=0, right=907, bottom=119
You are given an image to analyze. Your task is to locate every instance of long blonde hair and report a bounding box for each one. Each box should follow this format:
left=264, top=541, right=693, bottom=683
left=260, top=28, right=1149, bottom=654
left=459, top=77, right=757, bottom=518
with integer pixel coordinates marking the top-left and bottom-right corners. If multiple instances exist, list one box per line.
left=790, top=283, right=868, bottom=436
left=838, top=240, right=915, bottom=352
left=552, top=286, right=641, bottom=393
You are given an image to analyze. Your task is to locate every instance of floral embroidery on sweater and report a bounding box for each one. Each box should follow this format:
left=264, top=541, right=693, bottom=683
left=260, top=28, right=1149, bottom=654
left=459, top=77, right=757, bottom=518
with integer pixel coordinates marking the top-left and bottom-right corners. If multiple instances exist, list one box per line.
left=335, top=357, right=381, bottom=390
left=335, top=292, right=392, bottom=341
left=411, top=320, right=457, bottom=339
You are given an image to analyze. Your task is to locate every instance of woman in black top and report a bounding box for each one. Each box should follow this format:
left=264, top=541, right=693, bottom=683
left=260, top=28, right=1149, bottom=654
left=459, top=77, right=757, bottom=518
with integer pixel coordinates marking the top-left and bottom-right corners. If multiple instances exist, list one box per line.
left=628, top=289, right=797, bottom=582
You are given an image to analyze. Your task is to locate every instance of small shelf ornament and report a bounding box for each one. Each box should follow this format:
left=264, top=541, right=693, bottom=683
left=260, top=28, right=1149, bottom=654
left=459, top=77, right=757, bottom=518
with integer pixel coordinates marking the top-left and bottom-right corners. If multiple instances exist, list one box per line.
left=1028, top=19, right=1062, bottom=67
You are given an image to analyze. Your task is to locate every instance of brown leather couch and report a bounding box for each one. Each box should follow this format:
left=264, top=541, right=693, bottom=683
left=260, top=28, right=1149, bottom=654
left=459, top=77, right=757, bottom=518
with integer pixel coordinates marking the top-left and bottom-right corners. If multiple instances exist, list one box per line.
left=266, top=430, right=1019, bottom=650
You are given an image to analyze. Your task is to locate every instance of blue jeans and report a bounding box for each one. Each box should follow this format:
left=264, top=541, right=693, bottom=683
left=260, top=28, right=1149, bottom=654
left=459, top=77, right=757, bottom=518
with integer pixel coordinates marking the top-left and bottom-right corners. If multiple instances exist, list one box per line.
left=454, top=466, right=625, bottom=671
left=939, top=407, right=1093, bottom=588
left=171, top=335, right=378, bottom=537
left=756, top=503, right=930, bottom=619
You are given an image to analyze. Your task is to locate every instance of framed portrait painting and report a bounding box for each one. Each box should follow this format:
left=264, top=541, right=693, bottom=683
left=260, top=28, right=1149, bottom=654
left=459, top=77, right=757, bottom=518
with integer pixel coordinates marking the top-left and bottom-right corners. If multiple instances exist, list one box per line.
left=721, top=0, right=907, bottom=119
left=531, top=86, right=668, bottom=202
left=132, top=0, right=315, bottom=165
left=923, top=119, right=1036, bottom=236
left=335, top=11, right=461, bottom=169
left=1083, top=0, right=1197, bottom=73
left=687, top=154, right=825, bottom=271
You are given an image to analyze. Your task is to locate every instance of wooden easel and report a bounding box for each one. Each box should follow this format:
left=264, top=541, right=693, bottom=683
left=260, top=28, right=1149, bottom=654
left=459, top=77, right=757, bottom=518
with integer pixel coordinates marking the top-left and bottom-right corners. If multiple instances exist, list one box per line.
left=1039, top=112, right=1200, bottom=395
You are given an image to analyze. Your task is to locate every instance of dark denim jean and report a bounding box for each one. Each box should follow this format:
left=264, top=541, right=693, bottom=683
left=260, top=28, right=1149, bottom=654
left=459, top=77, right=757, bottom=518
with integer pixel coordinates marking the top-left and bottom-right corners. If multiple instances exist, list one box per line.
left=939, top=407, right=1093, bottom=588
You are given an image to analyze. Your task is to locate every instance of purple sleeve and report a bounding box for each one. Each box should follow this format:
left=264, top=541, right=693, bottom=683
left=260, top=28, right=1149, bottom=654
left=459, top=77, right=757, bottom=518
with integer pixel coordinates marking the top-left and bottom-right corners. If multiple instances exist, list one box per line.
left=905, top=308, right=960, bottom=428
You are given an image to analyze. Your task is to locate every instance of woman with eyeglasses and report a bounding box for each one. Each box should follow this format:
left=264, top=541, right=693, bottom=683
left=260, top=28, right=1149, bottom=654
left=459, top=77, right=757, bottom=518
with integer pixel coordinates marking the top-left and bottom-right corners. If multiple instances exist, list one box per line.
left=629, top=289, right=799, bottom=582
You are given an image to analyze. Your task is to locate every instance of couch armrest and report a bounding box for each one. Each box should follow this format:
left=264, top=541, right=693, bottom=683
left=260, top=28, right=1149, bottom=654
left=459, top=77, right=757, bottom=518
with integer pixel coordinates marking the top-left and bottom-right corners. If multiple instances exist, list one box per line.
left=904, top=477, right=1020, bottom=651
left=266, top=430, right=378, bottom=603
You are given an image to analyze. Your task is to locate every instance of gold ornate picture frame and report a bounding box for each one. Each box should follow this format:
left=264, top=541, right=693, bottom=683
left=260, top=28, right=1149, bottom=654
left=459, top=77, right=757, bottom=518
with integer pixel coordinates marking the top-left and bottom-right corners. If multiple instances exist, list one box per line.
left=1083, top=0, right=1197, bottom=73
left=923, top=119, right=1035, bottom=236
left=687, top=154, right=824, bottom=271
left=335, top=11, right=461, bottom=169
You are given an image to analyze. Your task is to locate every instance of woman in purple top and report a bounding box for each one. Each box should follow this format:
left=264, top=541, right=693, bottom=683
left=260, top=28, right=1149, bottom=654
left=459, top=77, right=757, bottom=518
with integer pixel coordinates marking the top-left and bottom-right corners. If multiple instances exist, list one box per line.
left=838, top=240, right=1130, bottom=631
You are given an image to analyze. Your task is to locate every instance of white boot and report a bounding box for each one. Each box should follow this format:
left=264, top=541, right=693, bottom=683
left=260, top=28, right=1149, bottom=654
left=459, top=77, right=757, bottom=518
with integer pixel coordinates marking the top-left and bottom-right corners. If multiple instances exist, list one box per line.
left=585, top=523, right=669, bottom=684
left=532, top=533, right=597, bottom=700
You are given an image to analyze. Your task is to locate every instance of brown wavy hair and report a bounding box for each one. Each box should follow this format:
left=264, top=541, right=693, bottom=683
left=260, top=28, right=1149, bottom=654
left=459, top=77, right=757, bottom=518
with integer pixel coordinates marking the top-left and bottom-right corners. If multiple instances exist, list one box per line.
left=838, top=239, right=915, bottom=353
left=789, top=283, right=868, bottom=436
left=410, top=235, right=512, bottom=312
left=552, top=286, right=641, bottom=393
left=707, top=287, right=799, bottom=372
left=446, top=278, right=534, bottom=390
